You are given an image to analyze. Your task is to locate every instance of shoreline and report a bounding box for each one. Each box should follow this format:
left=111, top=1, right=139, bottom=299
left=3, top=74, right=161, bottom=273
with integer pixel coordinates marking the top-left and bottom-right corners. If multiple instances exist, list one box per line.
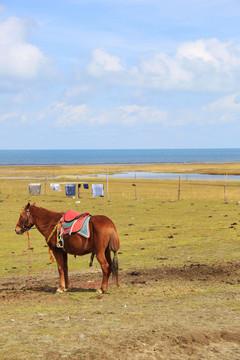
left=1, top=162, right=240, bottom=177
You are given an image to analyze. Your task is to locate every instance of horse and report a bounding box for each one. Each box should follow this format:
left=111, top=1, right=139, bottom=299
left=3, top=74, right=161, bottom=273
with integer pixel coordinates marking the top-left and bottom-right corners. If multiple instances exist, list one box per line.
left=15, top=202, right=120, bottom=294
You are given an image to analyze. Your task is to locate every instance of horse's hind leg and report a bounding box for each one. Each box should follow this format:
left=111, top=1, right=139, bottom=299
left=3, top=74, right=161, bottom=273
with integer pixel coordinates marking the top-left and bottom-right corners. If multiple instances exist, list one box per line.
left=63, top=251, right=69, bottom=289
left=105, top=247, right=112, bottom=280
left=53, top=250, right=69, bottom=293
left=89, top=251, right=95, bottom=267
left=96, top=251, right=110, bottom=294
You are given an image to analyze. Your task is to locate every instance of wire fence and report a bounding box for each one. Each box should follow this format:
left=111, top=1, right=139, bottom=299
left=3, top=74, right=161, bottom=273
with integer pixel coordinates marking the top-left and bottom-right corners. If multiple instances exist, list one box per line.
left=1, top=174, right=240, bottom=203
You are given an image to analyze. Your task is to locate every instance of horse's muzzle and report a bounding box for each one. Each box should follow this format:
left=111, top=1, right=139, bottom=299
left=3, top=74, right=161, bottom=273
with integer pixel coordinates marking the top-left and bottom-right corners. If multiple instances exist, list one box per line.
left=15, top=226, right=23, bottom=235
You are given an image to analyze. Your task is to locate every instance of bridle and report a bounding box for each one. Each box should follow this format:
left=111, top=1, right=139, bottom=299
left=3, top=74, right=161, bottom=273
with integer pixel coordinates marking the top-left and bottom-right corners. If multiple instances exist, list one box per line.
left=17, top=209, right=35, bottom=233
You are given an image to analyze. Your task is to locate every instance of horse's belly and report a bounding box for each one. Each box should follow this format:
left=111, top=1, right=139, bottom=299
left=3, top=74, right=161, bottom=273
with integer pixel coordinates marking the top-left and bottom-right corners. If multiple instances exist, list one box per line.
left=63, top=234, right=92, bottom=255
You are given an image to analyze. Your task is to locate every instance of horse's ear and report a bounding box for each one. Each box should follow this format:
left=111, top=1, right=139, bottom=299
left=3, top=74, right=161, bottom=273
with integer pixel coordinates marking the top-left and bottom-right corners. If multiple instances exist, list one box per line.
left=25, top=202, right=31, bottom=210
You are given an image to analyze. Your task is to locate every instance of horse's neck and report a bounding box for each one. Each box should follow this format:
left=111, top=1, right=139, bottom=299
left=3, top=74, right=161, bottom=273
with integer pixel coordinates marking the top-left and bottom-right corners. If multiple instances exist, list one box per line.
left=30, top=205, right=62, bottom=238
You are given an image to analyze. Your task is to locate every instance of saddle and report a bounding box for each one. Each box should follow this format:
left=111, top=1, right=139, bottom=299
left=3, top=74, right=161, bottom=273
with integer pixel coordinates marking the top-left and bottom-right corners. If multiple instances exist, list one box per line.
left=57, top=210, right=91, bottom=248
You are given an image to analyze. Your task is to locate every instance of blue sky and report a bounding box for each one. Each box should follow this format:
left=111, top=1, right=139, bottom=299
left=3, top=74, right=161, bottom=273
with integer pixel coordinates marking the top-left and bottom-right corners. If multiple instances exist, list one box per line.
left=1, top=0, right=240, bottom=149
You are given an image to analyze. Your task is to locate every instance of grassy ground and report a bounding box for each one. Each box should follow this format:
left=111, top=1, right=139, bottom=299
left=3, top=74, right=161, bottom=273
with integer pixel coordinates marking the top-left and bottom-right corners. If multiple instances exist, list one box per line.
left=1, top=164, right=240, bottom=359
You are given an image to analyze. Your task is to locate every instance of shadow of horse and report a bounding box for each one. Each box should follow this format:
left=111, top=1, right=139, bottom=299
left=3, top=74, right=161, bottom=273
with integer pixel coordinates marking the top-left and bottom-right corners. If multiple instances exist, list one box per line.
left=25, top=285, right=97, bottom=293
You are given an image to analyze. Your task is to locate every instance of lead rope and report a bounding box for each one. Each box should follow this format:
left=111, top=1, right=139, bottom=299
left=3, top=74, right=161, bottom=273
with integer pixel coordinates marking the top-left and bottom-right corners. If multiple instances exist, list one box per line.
left=26, top=231, right=39, bottom=291
left=26, top=223, right=58, bottom=290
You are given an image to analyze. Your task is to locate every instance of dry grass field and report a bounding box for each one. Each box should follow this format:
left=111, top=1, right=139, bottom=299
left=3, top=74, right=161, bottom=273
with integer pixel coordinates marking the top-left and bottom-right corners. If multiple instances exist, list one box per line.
left=1, top=164, right=240, bottom=359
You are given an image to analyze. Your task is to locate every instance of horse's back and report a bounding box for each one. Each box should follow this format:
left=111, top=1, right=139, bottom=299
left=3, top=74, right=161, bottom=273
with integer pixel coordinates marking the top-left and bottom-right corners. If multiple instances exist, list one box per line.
left=90, top=215, right=117, bottom=230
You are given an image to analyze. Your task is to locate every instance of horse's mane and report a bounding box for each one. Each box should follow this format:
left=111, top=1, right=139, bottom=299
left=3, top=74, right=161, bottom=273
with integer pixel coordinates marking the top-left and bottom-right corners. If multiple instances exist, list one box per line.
left=30, top=203, right=64, bottom=221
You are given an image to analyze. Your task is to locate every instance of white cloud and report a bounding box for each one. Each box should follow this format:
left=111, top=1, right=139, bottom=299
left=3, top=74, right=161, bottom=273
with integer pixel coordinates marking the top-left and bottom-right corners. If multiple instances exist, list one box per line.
left=0, top=16, right=50, bottom=80
left=176, top=38, right=240, bottom=72
left=46, top=102, right=88, bottom=127
left=14, top=101, right=168, bottom=128
left=0, top=109, right=28, bottom=123
left=200, top=93, right=240, bottom=125
left=177, top=39, right=219, bottom=66
left=0, top=110, right=19, bottom=122
left=88, top=104, right=168, bottom=126
left=205, top=93, right=240, bottom=111
left=87, top=48, right=124, bottom=77
left=140, top=53, right=192, bottom=86
left=117, top=105, right=168, bottom=125
left=85, top=39, right=240, bottom=92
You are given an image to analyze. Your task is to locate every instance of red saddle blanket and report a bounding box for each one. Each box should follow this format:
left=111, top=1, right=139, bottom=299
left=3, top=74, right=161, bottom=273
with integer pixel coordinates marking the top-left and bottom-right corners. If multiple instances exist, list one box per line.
left=59, top=210, right=90, bottom=236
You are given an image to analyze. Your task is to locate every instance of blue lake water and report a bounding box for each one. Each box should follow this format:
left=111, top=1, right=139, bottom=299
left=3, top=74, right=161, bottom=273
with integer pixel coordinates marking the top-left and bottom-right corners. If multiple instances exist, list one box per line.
left=1, top=148, right=240, bottom=165
left=98, top=172, right=240, bottom=181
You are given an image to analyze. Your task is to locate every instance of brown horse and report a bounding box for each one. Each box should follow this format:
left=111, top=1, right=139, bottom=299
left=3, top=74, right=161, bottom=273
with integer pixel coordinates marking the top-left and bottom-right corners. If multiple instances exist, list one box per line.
left=15, top=203, right=120, bottom=294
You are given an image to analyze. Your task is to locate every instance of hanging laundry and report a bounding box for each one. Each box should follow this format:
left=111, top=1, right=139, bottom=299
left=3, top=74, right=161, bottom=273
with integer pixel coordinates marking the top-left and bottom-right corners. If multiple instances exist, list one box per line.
left=50, top=183, right=62, bottom=192
left=29, top=183, right=41, bottom=195
left=65, top=184, right=76, bottom=196
left=92, top=184, right=104, bottom=197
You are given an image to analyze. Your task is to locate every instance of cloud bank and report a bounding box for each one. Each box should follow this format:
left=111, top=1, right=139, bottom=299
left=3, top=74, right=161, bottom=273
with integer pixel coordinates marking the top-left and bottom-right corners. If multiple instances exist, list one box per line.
left=86, top=39, right=240, bottom=92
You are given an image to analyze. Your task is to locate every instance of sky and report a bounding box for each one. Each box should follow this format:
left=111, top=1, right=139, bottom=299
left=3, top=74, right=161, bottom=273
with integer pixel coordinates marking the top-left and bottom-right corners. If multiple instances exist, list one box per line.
left=1, top=0, right=240, bottom=149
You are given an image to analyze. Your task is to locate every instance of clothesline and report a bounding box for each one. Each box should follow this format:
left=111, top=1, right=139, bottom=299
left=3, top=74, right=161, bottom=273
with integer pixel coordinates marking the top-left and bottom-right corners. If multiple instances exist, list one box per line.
left=29, top=182, right=104, bottom=197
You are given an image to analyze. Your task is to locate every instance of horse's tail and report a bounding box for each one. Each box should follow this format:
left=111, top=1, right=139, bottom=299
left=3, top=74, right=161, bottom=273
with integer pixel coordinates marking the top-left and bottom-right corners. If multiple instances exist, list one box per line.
left=109, top=226, right=120, bottom=286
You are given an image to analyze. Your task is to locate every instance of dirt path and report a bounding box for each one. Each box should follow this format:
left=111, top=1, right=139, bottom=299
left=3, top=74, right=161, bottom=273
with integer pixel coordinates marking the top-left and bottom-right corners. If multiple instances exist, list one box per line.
left=1, top=260, right=240, bottom=293
left=1, top=262, right=240, bottom=359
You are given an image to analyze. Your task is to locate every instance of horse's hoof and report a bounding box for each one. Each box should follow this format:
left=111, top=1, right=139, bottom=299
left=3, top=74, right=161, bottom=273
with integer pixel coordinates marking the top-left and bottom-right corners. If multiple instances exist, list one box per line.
left=96, top=288, right=104, bottom=295
left=56, top=287, right=67, bottom=294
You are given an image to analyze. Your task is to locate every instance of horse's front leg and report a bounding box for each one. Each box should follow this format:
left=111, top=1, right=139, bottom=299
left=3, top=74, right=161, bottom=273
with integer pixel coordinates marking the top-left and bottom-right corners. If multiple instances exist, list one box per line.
left=52, top=249, right=68, bottom=293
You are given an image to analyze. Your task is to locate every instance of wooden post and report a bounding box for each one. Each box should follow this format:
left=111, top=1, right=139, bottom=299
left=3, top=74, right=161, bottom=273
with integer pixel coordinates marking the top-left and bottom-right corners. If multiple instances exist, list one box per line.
left=45, top=178, right=47, bottom=196
left=132, top=172, right=137, bottom=200
left=134, top=171, right=137, bottom=200
left=106, top=168, right=109, bottom=201
left=224, top=174, right=227, bottom=203
left=178, top=175, right=181, bottom=200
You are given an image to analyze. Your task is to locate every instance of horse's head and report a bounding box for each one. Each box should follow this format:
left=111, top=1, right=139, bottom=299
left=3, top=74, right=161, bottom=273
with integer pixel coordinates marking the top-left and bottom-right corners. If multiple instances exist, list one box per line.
left=15, top=202, right=35, bottom=235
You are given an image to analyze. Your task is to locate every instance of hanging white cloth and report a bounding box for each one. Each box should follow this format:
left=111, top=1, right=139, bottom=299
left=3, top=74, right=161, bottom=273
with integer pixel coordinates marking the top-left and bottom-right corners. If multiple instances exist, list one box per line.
left=92, top=184, right=104, bottom=197
left=50, top=183, right=62, bottom=192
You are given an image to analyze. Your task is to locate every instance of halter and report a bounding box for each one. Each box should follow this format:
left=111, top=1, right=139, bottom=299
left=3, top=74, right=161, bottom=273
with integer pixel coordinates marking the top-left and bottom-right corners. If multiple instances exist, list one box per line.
left=17, top=209, right=34, bottom=232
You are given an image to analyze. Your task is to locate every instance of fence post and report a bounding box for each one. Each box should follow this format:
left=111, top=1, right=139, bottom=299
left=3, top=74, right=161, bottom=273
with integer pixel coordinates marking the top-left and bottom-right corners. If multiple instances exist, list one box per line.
left=178, top=175, right=181, bottom=200
left=106, top=168, right=109, bottom=201
left=132, top=171, right=137, bottom=200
